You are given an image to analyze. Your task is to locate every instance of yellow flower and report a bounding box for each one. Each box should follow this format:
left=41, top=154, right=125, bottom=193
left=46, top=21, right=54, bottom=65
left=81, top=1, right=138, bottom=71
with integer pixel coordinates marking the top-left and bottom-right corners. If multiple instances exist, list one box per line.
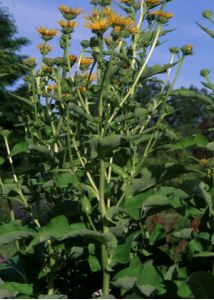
left=78, top=86, right=87, bottom=93
left=80, top=57, right=94, bottom=65
left=37, top=27, right=57, bottom=41
left=85, top=18, right=110, bottom=31
left=59, top=5, right=81, bottom=20
left=126, top=24, right=140, bottom=35
left=110, top=13, right=134, bottom=26
left=69, top=55, right=77, bottom=62
left=200, top=158, right=209, bottom=166
left=47, top=84, right=57, bottom=92
left=59, top=20, right=78, bottom=29
left=85, top=9, right=111, bottom=32
left=148, top=10, right=174, bottom=19
left=146, top=0, right=160, bottom=5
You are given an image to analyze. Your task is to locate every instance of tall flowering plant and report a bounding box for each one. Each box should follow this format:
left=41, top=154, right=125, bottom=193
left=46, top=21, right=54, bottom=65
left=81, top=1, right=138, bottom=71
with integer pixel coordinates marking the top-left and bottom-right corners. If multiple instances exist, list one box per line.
left=1, top=0, right=214, bottom=298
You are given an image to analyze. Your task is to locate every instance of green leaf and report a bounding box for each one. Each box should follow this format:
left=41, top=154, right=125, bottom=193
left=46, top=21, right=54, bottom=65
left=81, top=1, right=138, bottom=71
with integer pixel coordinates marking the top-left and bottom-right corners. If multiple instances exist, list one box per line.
left=173, top=228, right=193, bottom=240
left=171, top=134, right=208, bottom=150
left=112, top=231, right=141, bottom=265
left=188, top=271, right=214, bottom=298
left=136, top=260, right=165, bottom=296
left=8, top=92, right=33, bottom=107
left=0, top=221, right=35, bottom=247
left=149, top=223, right=165, bottom=245
left=171, top=89, right=214, bottom=106
left=142, top=62, right=177, bottom=80
left=29, top=144, right=54, bottom=160
left=55, top=172, right=77, bottom=188
left=88, top=255, right=101, bottom=272
left=197, top=22, right=214, bottom=39
left=11, top=141, right=29, bottom=157
left=193, top=251, right=214, bottom=257
left=60, top=230, right=117, bottom=256
left=0, top=156, right=5, bottom=165
left=0, top=282, right=33, bottom=297
left=113, top=256, right=142, bottom=290
left=141, top=195, right=171, bottom=218
left=123, top=168, right=156, bottom=197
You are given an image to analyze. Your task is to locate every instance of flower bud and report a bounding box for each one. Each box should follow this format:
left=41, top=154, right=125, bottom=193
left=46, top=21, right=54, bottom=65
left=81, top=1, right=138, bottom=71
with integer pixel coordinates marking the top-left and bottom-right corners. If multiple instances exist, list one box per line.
left=200, top=68, right=210, bottom=78
left=169, top=47, right=179, bottom=54
left=181, top=44, right=193, bottom=56
left=202, top=10, right=213, bottom=19
left=81, top=40, right=90, bottom=48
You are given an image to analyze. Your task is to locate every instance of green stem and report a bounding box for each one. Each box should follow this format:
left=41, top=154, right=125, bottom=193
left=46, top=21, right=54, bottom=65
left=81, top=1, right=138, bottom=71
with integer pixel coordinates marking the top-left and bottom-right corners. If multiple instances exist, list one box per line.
left=99, top=159, right=110, bottom=296
left=108, top=25, right=162, bottom=124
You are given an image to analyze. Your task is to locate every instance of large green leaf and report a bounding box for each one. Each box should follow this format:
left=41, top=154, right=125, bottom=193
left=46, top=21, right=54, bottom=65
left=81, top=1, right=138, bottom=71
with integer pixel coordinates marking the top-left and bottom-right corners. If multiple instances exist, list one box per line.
left=11, top=141, right=29, bottom=157
left=0, top=221, right=35, bottom=247
left=188, top=271, right=214, bottom=298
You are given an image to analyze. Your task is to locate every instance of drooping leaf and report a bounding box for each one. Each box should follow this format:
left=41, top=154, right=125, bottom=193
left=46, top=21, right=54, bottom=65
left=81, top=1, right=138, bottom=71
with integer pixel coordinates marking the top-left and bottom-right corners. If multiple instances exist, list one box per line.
left=171, top=89, right=213, bottom=106
left=0, top=221, right=35, bottom=247
left=142, top=62, right=177, bottom=80
left=8, top=92, right=33, bottom=107
left=197, top=22, right=214, bottom=39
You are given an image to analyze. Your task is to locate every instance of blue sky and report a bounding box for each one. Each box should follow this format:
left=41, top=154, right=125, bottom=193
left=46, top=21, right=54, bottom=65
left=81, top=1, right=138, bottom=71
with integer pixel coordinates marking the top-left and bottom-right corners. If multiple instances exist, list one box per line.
left=1, top=0, right=214, bottom=88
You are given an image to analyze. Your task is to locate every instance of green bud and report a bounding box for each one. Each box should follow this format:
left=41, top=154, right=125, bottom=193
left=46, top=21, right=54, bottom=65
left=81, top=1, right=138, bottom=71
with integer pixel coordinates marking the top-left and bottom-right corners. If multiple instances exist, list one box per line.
left=81, top=40, right=90, bottom=48
left=169, top=47, right=179, bottom=54
left=181, top=44, right=193, bottom=56
left=202, top=10, right=213, bottom=19
left=200, top=68, right=210, bottom=77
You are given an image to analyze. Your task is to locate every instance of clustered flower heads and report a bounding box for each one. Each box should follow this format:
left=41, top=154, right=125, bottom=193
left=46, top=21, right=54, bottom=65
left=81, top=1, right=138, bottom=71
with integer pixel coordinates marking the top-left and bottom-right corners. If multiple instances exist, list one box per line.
left=85, top=7, right=139, bottom=35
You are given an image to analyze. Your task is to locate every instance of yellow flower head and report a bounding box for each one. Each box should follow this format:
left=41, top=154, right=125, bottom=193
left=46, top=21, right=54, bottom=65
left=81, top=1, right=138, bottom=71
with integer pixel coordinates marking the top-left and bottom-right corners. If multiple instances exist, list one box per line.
left=200, top=158, right=209, bottom=166
left=37, top=27, right=57, bottom=41
left=69, top=55, right=77, bottom=62
left=146, top=0, right=161, bottom=5
left=78, top=86, right=87, bottom=93
left=59, top=20, right=78, bottom=32
left=126, top=24, right=140, bottom=35
left=85, top=18, right=110, bottom=31
left=80, top=57, right=94, bottom=65
left=85, top=9, right=111, bottom=32
left=148, top=10, right=174, bottom=19
left=59, top=5, right=81, bottom=20
left=110, top=13, right=134, bottom=26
